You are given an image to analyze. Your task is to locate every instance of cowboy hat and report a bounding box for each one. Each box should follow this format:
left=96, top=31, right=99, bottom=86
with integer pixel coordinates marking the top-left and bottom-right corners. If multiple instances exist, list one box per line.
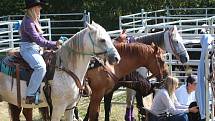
left=25, top=0, right=47, bottom=9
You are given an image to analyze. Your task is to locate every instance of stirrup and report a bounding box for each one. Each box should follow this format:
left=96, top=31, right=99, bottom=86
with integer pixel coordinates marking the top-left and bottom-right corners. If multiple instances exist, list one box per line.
left=35, top=92, right=41, bottom=105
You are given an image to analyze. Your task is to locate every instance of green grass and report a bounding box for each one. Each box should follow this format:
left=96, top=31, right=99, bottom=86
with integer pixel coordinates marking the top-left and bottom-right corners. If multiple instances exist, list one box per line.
left=0, top=92, right=152, bottom=121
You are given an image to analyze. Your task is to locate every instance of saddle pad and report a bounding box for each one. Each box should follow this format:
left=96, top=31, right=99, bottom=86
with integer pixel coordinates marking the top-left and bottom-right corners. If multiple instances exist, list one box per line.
left=0, top=56, right=32, bottom=81
left=0, top=50, right=57, bottom=82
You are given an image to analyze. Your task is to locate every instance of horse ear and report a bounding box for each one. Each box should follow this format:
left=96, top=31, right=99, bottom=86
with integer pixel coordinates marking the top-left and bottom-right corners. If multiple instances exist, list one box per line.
left=151, top=43, right=158, bottom=53
left=86, top=22, right=97, bottom=31
left=151, top=42, right=155, bottom=47
left=173, top=25, right=178, bottom=31
left=169, top=25, right=177, bottom=33
left=91, top=21, right=96, bottom=26
left=92, top=21, right=101, bottom=29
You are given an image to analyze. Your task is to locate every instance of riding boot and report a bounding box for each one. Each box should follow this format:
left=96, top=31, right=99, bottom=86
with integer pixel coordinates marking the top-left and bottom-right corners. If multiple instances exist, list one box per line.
left=124, top=107, right=132, bottom=121
left=25, top=96, right=35, bottom=104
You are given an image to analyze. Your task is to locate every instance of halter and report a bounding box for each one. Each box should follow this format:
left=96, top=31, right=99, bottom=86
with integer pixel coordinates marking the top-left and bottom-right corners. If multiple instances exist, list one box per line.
left=65, top=33, right=115, bottom=57
left=168, top=30, right=186, bottom=60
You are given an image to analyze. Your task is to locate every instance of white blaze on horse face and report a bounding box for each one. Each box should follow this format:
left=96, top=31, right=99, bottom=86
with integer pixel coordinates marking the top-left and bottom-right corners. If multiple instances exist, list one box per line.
left=164, top=26, right=189, bottom=63
left=87, top=22, right=121, bottom=64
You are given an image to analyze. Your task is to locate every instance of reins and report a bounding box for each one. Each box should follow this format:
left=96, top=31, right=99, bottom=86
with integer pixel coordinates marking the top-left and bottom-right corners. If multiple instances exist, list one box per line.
left=44, top=50, right=85, bottom=92
left=93, top=57, right=119, bottom=82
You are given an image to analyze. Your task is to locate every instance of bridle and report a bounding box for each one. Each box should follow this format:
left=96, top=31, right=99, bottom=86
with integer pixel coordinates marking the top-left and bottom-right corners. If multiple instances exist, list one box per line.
left=167, top=29, right=188, bottom=75
left=58, top=32, right=117, bottom=95
left=64, top=33, right=115, bottom=57
left=168, top=30, right=186, bottom=61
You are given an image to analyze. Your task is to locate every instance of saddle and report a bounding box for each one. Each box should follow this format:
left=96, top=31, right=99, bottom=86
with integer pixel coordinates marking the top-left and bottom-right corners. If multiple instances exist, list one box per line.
left=3, top=49, right=56, bottom=82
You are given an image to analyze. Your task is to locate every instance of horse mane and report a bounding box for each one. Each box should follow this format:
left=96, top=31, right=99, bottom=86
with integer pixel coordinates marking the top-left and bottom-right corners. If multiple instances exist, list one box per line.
left=115, top=43, right=157, bottom=57
left=56, top=28, right=88, bottom=68
left=134, top=31, right=165, bottom=48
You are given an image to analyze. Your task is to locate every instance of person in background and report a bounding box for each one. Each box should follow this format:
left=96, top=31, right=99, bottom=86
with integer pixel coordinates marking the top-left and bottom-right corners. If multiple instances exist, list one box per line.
left=175, top=75, right=197, bottom=106
left=175, top=75, right=201, bottom=121
left=149, top=76, right=199, bottom=121
left=19, top=0, right=62, bottom=104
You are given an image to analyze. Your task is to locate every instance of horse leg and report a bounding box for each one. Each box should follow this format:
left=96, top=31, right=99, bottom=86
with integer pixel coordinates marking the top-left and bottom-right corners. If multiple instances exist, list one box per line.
left=8, top=103, right=22, bottom=121
left=64, top=107, right=75, bottom=121
left=22, top=108, right=33, bottom=121
left=136, top=92, right=145, bottom=121
left=125, top=88, right=136, bottom=121
left=104, top=91, right=114, bottom=121
left=38, top=107, right=50, bottom=121
left=83, top=105, right=90, bottom=121
left=74, top=106, right=83, bottom=121
left=89, top=91, right=104, bottom=121
left=51, top=105, right=66, bottom=121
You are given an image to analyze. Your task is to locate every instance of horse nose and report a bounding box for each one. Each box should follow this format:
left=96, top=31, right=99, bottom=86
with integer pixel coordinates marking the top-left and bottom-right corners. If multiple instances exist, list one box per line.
left=179, top=54, right=189, bottom=63
left=108, top=54, right=120, bottom=65
left=114, top=56, right=119, bottom=63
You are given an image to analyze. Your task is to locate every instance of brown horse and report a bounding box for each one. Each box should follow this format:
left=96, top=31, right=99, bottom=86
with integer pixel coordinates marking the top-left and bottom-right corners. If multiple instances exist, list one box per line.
left=8, top=43, right=168, bottom=121
left=84, top=43, right=169, bottom=121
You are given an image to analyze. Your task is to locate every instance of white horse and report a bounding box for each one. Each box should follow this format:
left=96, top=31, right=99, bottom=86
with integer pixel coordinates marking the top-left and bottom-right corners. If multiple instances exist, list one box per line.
left=0, top=21, right=120, bottom=121
left=124, top=25, right=190, bottom=121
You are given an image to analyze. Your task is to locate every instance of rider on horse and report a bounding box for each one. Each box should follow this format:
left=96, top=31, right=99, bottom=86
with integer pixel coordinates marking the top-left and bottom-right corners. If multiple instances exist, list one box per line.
left=20, top=0, right=62, bottom=104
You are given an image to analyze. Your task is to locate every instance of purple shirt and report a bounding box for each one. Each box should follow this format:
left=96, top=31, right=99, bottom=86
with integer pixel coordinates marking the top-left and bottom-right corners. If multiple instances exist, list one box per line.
left=127, top=36, right=135, bottom=43
left=20, top=16, right=56, bottom=49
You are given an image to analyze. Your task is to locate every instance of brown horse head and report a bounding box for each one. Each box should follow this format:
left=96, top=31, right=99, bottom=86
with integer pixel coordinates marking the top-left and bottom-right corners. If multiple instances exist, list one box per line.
left=147, top=43, right=169, bottom=81
left=115, top=43, right=169, bottom=82
left=115, top=29, right=127, bottom=43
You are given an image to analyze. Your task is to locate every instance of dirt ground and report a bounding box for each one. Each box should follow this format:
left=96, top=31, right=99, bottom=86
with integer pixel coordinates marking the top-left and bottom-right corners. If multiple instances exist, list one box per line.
left=0, top=92, right=153, bottom=121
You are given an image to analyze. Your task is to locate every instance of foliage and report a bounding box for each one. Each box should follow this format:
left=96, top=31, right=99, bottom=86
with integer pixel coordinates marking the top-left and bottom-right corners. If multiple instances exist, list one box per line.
left=0, top=0, right=215, bottom=30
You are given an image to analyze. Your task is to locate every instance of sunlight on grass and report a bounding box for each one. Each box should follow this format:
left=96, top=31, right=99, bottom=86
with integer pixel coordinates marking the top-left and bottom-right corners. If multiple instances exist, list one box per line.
left=0, top=91, right=152, bottom=121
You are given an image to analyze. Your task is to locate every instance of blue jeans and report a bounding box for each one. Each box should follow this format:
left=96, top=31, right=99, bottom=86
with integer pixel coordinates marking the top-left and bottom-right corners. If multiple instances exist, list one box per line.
left=149, top=113, right=188, bottom=121
left=20, top=42, right=46, bottom=96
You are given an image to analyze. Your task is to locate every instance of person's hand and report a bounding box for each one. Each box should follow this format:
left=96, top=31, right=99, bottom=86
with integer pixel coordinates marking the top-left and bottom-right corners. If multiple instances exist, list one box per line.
left=56, top=39, right=63, bottom=48
left=189, top=106, right=199, bottom=113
